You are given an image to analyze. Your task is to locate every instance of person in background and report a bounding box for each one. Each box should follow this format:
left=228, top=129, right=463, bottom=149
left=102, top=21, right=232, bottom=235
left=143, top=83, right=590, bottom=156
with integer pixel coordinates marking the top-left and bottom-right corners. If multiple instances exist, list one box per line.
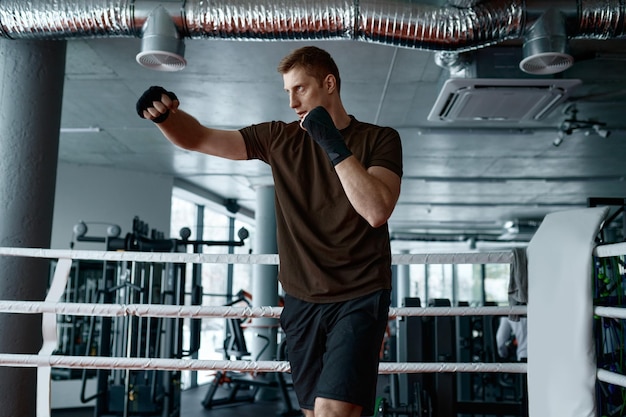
left=496, top=315, right=529, bottom=417
left=496, top=316, right=528, bottom=362
left=136, top=45, right=403, bottom=417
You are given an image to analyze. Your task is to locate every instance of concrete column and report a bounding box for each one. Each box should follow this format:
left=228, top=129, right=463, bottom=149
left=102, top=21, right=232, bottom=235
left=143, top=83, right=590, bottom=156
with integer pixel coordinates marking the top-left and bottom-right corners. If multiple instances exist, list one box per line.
left=251, top=185, right=278, bottom=399
left=0, top=39, right=66, bottom=417
left=396, top=250, right=410, bottom=307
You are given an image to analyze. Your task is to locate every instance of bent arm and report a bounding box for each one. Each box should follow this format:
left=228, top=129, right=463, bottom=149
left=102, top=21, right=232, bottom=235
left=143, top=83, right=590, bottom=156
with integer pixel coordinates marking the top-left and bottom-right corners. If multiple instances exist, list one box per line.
left=334, top=157, right=401, bottom=228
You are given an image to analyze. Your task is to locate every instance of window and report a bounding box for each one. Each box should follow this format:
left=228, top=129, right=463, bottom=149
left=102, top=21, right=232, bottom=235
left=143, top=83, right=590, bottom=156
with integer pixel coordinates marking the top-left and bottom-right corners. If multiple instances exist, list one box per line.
left=457, top=264, right=482, bottom=305
left=170, top=193, right=254, bottom=388
left=426, top=264, right=454, bottom=302
left=483, top=263, right=510, bottom=305
left=408, top=261, right=509, bottom=307
left=409, top=264, right=425, bottom=302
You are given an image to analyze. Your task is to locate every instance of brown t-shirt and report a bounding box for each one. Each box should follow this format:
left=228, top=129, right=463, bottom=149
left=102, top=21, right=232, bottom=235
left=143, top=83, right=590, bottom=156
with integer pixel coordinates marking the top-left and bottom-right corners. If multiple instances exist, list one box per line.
left=240, top=116, right=403, bottom=303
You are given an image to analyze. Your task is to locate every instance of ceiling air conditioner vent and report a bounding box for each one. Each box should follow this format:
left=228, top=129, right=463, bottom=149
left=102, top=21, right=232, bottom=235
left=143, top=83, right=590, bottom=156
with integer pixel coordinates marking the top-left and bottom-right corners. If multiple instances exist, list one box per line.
left=428, top=78, right=581, bottom=122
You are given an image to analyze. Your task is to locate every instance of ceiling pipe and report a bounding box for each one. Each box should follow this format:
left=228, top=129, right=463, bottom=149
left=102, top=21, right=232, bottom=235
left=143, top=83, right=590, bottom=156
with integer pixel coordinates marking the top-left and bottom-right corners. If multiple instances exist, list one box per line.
left=0, top=0, right=624, bottom=61
left=0, top=0, right=524, bottom=50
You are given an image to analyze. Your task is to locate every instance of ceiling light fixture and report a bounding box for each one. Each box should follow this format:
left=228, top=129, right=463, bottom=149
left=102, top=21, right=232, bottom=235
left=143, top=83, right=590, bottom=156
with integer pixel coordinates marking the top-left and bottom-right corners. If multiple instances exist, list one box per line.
left=553, top=104, right=611, bottom=146
left=136, top=6, right=186, bottom=72
left=520, top=8, right=574, bottom=75
left=553, top=130, right=565, bottom=147
left=60, top=127, right=102, bottom=133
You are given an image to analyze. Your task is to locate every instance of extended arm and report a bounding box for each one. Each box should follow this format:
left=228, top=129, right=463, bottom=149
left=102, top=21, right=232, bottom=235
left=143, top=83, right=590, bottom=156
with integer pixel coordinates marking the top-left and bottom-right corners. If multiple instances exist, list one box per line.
left=137, top=86, right=247, bottom=160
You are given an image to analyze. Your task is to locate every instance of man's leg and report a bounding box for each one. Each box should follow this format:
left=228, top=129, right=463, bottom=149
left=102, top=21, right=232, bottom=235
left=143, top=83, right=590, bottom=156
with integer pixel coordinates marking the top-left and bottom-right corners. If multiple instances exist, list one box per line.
left=313, top=290, right=390, bottom=416
left=300, top=398, right=363, bottom=417
left=282, top=290, right=390, bottom=417
left=314, top=397, right=362, bottom=417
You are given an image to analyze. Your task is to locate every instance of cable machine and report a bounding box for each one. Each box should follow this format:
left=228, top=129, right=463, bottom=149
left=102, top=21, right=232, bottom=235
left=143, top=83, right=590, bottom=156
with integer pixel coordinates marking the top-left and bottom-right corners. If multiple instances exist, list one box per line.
left=52, top=216, right=248, bottom=416
left=380, top=298, right=526, bottom=417
left=589, top=198, right=626, bottom=417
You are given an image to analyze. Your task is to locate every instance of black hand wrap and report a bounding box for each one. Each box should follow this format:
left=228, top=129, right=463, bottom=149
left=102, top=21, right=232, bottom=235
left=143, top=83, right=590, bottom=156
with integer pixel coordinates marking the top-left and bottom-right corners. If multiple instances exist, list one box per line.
left=302, top=106, right=352, bottom=166
left=136, top=86, right=178, bottom=124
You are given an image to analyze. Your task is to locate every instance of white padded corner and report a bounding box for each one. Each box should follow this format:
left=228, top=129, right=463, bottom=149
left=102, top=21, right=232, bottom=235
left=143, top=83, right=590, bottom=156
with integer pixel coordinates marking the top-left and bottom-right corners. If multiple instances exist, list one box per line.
left=527, top=207, right=608, bottom=417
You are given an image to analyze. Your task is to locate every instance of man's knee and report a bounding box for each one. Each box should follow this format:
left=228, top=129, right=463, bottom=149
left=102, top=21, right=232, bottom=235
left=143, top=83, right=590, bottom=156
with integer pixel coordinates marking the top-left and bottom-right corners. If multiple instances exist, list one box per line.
left=313, top=397, right=362, bottom=417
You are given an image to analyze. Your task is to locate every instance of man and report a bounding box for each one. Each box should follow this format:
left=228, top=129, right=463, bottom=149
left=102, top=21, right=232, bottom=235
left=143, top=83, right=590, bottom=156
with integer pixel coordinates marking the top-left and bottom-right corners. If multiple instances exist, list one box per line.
left=137, top=46, right=403, bottom=417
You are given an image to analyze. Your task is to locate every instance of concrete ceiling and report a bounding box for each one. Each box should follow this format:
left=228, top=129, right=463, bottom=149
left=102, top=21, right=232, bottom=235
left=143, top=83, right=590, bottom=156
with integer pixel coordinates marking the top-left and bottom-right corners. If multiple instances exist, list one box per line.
left=56, top=10, right=626, bottom=252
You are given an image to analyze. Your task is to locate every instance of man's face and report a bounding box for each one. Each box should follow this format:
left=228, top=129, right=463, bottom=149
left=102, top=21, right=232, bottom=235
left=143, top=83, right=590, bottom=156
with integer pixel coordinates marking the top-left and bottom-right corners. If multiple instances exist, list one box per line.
left=283, top=66, right=328, bottom=125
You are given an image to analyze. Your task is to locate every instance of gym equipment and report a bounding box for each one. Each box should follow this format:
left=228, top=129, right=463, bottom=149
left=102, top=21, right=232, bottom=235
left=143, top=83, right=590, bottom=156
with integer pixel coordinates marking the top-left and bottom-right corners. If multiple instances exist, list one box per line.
left=387, top=297, right=526, bottom=417
left=53, top=216, right=251, bottom=416
left=202, top=290, right=301, bottom=416
left=72, top=217, right=249, bottom=252
left=376, top=391, right=430, bottom=417
left=590, top=197, right=626, bottom=417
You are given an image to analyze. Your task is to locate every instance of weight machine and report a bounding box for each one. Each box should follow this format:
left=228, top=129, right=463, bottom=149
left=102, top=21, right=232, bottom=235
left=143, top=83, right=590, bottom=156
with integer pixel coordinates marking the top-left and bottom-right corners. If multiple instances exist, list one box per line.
left=589, top=197, right=626, bottom=417
left=380, top=298, right=526, bottom=417
left=52, top=216, right=249, bottom=416
left=201, top=290, right=301, bottom=416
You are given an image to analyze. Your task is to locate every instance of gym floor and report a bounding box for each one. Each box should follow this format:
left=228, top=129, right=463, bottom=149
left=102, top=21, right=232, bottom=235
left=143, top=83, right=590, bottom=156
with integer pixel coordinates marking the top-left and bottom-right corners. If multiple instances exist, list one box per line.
left=51, top=385, right=299, bottom=417
left=51, top=375, right=393, bottom=417
left=51, top=383, right=300, bottom=417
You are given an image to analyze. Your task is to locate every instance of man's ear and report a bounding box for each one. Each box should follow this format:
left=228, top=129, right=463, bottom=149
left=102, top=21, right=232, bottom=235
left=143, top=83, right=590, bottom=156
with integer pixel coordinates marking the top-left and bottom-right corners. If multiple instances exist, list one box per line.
left=324, top=74, right=337, bottom=94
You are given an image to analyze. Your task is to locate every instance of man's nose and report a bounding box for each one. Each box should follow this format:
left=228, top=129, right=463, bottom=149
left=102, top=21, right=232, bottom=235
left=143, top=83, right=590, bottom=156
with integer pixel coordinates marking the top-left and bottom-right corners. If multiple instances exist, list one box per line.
left=289, top=93, right=299, bottom=109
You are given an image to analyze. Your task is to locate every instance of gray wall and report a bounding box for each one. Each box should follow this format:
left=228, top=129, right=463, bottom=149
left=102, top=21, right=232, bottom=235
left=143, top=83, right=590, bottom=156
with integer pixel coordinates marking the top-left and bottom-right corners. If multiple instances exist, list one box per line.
left=51, top=162, right=174, bottom=249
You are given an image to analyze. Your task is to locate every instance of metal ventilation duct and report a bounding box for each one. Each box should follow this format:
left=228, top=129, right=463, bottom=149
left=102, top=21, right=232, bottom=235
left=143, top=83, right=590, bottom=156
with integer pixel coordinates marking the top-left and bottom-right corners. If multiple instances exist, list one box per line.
left=0, top=1, right=624, bottom=65
left=0, top=0, right=524, bottom=50
left=520, top=8, right=574, bottom=74
left=136, top=6, right=186, bottom=71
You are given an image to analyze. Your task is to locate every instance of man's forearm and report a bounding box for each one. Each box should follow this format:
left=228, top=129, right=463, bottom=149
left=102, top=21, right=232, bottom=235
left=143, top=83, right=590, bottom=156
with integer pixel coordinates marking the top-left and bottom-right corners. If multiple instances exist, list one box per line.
left=156, top=110, right=248, bottom=160
left=155, top=110, right=206, bottom=151
left=335, top=157, right=401, bottom=228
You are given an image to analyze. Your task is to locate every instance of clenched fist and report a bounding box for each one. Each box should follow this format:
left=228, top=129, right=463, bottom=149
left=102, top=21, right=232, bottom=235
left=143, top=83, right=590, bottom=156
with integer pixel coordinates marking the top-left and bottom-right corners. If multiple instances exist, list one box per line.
left=136, top=86, right=179, bottom=123
left=302, top=106, right=352, bottom=166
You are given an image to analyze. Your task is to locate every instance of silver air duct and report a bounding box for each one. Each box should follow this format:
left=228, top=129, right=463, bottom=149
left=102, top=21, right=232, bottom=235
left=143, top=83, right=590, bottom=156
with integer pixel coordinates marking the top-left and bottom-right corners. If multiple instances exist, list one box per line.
left=520, top=8, right=574, bottom=75
left=0, top=0, right=624, bottom=72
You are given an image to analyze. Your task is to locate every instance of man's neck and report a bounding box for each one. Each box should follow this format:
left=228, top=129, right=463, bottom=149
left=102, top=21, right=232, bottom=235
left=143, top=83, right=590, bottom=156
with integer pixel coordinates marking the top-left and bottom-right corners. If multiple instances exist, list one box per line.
left=331, top=107, right=352, bottom=130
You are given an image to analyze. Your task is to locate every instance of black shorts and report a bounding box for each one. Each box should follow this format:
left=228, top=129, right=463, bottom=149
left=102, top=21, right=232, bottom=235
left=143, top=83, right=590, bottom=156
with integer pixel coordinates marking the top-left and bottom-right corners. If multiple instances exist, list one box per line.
left=280, top=289, right=391, bottom=416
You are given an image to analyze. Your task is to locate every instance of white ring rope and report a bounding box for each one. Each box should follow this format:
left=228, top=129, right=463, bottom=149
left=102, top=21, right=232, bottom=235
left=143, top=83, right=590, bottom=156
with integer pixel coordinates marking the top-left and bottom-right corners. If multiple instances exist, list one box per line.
left=0, top=247, right=280, bottom=265
left=0, top=354, right=527, bottom=374
left=0, top=301, right=282, bottom=318
left=0, top=301, right=527, bottom=319
left=0, top=247, right=514, bottom=265
left=391, top=305, right=526, bottom=318
left=3, top=245, right=625, bottom=409
left=392, top=251, right=514, bottom=265
left=593, top=306, right=626, bottom=320
left=593, top=241, right=626, bottom=258
left=597, top=368, right=626, bottom=388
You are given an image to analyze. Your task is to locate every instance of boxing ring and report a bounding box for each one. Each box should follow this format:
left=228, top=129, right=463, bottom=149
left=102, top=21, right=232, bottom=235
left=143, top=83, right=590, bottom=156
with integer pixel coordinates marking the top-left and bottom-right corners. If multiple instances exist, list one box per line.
left=0, top=207, right=624, bottom=416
